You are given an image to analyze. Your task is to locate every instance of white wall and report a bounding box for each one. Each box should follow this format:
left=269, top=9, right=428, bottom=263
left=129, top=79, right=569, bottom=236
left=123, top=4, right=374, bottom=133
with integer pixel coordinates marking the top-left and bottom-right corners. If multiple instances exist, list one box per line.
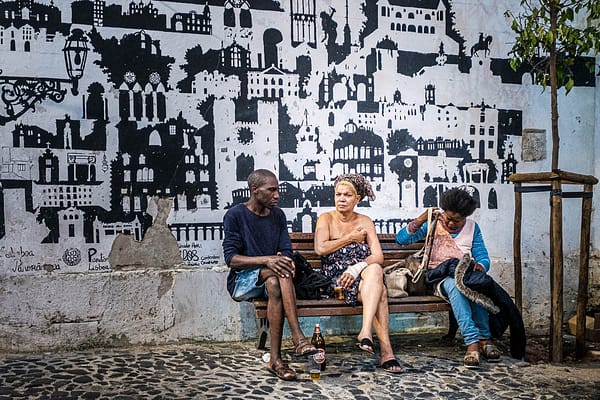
left=0, top=0, right=597, bottom=352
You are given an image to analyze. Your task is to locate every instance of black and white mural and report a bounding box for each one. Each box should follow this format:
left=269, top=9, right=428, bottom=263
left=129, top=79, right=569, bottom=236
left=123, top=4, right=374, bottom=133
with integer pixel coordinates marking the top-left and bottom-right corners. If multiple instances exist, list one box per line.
left=0, top=0, right=595, bottom=272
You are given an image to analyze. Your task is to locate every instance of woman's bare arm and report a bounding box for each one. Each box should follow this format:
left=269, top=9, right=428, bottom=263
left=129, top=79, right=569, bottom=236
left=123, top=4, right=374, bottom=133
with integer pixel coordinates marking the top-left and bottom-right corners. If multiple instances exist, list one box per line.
left=362, top=216, right=384, bottom=265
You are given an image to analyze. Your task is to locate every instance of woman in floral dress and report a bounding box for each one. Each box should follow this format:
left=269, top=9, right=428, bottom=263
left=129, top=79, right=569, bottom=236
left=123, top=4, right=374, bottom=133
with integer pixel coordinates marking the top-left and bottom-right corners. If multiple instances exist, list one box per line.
left=314, top=173, right=402, bottom=374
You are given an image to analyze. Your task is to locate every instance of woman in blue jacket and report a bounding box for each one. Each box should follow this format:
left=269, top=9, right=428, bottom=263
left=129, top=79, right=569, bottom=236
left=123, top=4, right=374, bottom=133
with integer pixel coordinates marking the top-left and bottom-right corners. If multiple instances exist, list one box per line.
left=396, top=188, right=501, bottom=368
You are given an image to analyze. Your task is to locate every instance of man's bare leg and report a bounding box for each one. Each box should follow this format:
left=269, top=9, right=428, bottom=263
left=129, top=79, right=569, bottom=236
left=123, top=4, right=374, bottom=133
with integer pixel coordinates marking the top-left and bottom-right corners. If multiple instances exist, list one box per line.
left=261, top=274, right=297, bottom=380
left=276, top=273, right=312, bottom=350
left=261, top=273, right=285, bottom=364
left=261, top=269, right=314, bottom=355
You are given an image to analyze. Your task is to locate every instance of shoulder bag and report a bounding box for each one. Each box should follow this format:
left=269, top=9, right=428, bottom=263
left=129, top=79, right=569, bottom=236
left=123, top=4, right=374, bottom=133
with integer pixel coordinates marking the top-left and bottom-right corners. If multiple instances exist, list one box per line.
left=384, top=209, right=438, bottom=297
left=383, top=263, right=411, bottom=298
left=292, top=252, right=333, bottom=299
left=404, top=208, right=438, bottom=296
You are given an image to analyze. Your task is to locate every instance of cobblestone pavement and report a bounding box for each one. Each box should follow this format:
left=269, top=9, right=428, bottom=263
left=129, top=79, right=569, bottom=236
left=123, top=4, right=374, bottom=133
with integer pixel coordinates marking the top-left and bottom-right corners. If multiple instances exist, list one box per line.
left=1, top=333, right=599, bottom=400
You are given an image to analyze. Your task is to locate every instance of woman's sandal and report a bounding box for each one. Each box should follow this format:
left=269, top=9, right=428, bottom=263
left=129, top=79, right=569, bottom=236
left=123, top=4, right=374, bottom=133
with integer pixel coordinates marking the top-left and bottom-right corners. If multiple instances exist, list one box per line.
left=294, top=338, right=317, bottom=356
left=356, top=337, right=375, bottom=355
left=379, top=358, right=403, bottom=374
left=267, top=360, right=297, bottom=381
left=480, top=343, right=501, bottom=362
left=463, top=351, right=480, bottom=369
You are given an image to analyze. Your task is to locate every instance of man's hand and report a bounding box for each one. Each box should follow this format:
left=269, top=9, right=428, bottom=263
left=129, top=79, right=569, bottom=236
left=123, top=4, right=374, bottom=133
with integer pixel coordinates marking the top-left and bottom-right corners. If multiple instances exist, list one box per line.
left=265, top=254, right=295, bottom=278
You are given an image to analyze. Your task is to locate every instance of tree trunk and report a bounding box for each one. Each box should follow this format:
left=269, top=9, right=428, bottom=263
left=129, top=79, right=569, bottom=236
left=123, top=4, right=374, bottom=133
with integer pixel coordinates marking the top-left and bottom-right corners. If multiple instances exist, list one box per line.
left=549, top=1, right=559, bottom=170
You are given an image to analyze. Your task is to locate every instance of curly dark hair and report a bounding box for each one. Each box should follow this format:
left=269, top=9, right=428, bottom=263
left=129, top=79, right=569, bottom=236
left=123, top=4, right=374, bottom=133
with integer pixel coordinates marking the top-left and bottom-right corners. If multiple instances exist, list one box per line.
left=440, top=188, right=478, bottom=217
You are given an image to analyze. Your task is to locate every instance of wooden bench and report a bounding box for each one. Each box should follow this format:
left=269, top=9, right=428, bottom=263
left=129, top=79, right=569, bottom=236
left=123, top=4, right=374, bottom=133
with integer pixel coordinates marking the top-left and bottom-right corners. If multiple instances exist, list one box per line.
left=253, top=233, right=455, bottom=349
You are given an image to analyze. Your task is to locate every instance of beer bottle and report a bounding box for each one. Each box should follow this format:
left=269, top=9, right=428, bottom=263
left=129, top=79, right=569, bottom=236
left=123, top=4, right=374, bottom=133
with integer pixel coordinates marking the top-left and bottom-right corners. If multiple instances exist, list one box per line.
left=311, top=323, right=326, bottom=371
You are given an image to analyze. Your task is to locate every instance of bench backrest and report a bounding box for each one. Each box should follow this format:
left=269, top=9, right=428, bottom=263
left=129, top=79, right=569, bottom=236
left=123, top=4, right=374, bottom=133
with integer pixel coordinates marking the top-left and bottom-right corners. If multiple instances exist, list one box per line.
left=289, top=232, right=422, bottom=268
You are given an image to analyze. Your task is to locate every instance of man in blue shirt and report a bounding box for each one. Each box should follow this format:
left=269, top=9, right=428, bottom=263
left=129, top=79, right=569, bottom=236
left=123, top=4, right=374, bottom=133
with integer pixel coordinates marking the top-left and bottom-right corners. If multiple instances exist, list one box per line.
left=223, top=169, right=316, bottom=381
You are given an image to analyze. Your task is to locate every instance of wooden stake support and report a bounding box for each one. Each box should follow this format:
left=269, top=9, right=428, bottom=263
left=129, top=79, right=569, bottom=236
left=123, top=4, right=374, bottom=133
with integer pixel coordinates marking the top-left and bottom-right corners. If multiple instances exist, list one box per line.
left=508, top=170, right=597, bottom=362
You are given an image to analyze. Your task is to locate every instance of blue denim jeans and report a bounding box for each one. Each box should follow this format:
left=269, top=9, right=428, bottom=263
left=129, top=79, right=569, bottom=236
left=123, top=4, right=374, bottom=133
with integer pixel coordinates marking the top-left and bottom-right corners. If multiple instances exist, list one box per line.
left=231, top=267, right=267, bottom=301
left=441, top=277, right=491, bottom=346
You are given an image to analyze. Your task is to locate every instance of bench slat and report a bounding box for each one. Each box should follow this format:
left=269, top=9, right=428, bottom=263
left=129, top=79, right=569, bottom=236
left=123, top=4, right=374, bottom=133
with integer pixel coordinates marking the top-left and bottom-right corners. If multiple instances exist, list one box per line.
left=253, top=296, right=450, bottom=318
left=293, top=251, right=416, bottom=261
left=254, top=295, right=446, bottom=308
left=290, top=245, right=420, bottom=252
left=258, top=304, right=449, bottom=318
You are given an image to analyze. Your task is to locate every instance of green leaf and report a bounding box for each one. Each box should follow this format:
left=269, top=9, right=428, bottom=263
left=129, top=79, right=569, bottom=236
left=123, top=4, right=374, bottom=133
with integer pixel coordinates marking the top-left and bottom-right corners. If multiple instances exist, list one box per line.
left=564, top=77, right=574, bottom=94
left=506, top=0, right=600, bottom=97
left=509, top=59, right=520, bottom=71
left=565, top=7, right=574, bottom=21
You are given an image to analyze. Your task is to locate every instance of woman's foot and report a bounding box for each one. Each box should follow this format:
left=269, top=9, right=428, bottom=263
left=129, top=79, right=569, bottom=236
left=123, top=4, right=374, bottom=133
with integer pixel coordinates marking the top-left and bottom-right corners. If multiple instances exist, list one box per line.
left=479, top=340, right=501, bottom=362
left=379, top=358, right=403, bottom=374
left=464, top=343, right=480, bottom=369
left=356, top=337, right=375, bottom=354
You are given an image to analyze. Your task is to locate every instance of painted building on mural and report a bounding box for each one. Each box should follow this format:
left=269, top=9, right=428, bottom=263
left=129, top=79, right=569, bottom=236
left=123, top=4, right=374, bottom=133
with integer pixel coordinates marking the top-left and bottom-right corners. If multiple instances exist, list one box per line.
left=0, top=0, right=596, bottom=262
left=0, top=0, right=597, bottom=349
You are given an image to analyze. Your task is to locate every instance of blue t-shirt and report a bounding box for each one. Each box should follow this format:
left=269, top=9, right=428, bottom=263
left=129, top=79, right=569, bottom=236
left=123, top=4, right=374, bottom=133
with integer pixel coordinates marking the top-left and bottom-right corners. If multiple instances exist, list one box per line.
left=222, top=203, right=292, bottom=297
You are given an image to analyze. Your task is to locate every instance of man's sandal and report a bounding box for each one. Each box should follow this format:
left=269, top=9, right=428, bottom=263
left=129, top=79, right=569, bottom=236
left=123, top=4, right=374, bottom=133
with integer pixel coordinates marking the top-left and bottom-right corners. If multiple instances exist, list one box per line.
left=267, top=360, right=297, bottom=381
left=463, top=351, right=480, bottom=369
left=356, top=337, right=375, bottom=355
left=480, top=343, right=501, bottom=362
left=294, top=338, right=317, bottom=356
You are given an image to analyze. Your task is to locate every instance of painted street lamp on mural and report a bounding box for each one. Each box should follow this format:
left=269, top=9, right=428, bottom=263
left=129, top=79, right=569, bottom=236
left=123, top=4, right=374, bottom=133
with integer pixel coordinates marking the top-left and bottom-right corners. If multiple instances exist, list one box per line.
left=0, top=29, right=89, bottom=126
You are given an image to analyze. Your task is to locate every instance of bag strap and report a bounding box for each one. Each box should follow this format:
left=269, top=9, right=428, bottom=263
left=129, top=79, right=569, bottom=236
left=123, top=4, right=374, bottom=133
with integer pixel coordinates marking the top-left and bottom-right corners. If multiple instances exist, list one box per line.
left=411, top=208, right=438, bottom=284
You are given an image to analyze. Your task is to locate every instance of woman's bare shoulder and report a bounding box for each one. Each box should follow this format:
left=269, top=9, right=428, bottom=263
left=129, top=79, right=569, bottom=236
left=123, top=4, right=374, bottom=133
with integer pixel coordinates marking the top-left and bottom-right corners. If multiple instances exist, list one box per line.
left=318, top=210, right=335, bottom=221
left=356, top=212, right=374, bottom=223
left=316, top=210, right=335, bottom=227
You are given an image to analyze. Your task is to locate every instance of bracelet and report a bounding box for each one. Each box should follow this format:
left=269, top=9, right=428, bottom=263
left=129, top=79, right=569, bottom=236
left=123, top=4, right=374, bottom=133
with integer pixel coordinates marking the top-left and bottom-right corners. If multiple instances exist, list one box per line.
left=345, top=261, right=368, bottom=279
left=408, top=219, right=420, bottom=234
